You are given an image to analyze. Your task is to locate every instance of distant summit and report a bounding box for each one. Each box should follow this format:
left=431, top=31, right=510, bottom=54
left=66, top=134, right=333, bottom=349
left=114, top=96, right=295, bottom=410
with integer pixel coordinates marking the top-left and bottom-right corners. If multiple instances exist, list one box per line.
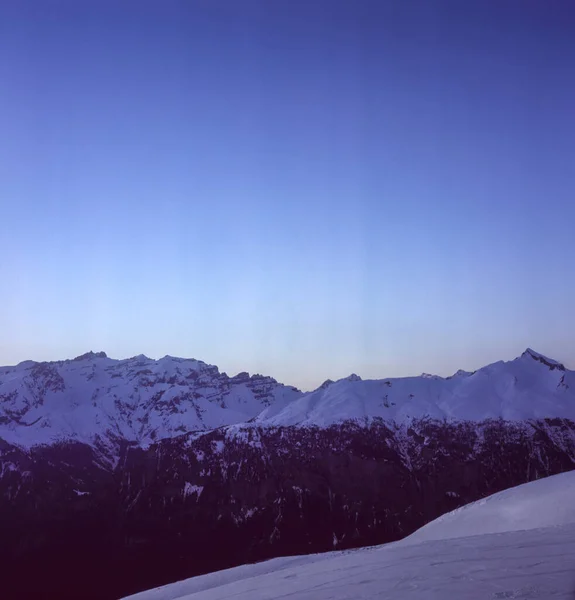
left=318, top=379, right=334, bottom=390
left=344, top=374, right=362, bottom=382
left=521, top=348, right=565, bottom=371
left=72, top=351, right=108, bottom=361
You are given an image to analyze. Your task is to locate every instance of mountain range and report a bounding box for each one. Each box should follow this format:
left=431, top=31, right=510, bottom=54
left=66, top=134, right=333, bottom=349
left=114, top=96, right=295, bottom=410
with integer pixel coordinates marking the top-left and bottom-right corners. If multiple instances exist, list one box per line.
left=1, top=348, right=574, bottom=599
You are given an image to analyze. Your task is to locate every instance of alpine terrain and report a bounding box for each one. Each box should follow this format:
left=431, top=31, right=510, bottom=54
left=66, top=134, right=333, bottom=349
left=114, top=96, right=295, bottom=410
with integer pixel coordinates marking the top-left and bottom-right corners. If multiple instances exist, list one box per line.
left=1, top=348, right=574, bottom=599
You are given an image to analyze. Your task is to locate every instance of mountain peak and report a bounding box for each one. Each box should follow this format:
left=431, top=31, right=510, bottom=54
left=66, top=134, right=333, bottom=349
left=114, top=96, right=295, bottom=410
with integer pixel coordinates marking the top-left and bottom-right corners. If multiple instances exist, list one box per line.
left=318, top=379, right=334, bottom=390
left=521, top=348, right=565, bottom=371
left=344, top=374, right=362, bottom=382
left=72, top=351, right=108, bottom=361
left=446, top=369, right=474, bottom=380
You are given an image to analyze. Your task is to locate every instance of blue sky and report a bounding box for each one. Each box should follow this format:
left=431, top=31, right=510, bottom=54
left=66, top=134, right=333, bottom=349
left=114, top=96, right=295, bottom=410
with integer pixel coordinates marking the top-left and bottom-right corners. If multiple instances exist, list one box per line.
left=1, top=0, right=574, bottom=390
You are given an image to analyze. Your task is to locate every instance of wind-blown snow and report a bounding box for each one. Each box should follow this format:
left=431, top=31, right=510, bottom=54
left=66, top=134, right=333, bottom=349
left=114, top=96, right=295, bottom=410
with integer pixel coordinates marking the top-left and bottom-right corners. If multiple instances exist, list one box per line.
left=122, top=470, right=575, bottom=600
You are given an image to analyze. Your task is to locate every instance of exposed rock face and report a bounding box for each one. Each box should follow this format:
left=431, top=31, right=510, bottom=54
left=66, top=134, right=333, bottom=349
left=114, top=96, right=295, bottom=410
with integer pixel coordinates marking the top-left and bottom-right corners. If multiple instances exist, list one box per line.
left=1, top=418, right=575, bottom=600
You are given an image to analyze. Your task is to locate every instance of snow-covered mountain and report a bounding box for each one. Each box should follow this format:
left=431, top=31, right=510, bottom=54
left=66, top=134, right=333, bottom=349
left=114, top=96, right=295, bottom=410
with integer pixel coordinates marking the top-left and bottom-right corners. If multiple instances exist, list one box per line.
left=123, top=470, right=575, bottom=600
left=0, top=351, right=301, bottom=449
left=257, top=348, right=575, bottom=426
left=1, top=348, right=573, bottom=453
left=1, top=348, right=575, bottom=600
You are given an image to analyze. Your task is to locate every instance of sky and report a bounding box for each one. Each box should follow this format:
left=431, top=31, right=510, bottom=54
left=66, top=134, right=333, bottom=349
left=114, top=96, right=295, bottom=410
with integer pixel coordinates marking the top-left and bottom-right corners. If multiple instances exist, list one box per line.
left=0, top=0, right=574, bottom=390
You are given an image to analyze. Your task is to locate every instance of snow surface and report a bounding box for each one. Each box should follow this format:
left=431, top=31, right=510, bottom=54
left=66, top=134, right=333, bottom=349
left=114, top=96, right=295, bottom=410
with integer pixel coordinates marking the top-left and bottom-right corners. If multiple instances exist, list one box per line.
left=123, top=470, right=575, bottom=600
left=183, top=483, right=203, bottom=499
left=404, top=470, right=575, bottom=544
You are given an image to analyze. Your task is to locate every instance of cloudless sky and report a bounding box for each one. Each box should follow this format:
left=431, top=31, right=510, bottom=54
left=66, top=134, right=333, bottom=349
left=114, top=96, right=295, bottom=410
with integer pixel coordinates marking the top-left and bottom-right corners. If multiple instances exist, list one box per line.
left=1, top=0, right=574, bottom=390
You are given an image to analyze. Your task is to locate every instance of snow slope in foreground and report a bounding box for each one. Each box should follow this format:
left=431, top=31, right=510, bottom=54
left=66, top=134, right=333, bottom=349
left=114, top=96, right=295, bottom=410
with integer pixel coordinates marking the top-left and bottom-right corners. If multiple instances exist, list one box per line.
left=404, top=469, right=575, bottom=544
left=124, top=470, right=575, bottom=600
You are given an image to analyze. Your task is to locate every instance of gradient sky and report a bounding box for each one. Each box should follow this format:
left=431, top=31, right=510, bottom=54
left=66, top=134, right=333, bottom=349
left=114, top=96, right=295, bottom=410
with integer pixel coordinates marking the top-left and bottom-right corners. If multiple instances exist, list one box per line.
left=1, top=0, right=574, bottom=390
